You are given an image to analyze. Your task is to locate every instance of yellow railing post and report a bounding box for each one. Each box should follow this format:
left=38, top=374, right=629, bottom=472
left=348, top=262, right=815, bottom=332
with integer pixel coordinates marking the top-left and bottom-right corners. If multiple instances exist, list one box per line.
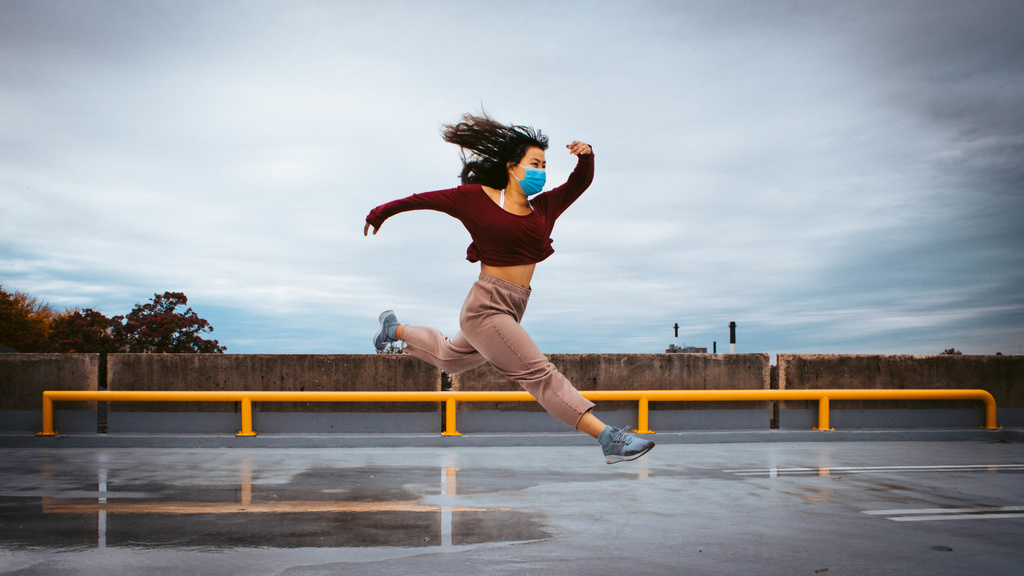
left=635, top=396, right=654, bottom=434
left=816, top=396, right=832, bottom=431
left=237, top=397, right=257, bottom=437
left=982, top=392, right=999, bottom=430
left=442, top=397, right=461, bottom=436
left=36, top=393, right=57, bottom=436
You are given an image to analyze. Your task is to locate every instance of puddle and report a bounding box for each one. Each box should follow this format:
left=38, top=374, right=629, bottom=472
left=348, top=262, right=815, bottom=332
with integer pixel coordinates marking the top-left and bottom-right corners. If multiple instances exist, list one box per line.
left=0, top=462, right=550, bottom=550
left=0, top=505, right=547, bottom=550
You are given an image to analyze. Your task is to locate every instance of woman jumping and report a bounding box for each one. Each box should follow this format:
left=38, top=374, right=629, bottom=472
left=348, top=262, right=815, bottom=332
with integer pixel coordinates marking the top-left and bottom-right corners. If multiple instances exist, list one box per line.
left=363, top=112, right=653, bottom=464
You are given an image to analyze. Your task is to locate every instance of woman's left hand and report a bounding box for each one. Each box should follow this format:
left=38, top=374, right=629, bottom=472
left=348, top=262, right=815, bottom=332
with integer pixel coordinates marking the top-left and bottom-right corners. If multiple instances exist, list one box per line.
left=566, top=141, right=592, bottom=155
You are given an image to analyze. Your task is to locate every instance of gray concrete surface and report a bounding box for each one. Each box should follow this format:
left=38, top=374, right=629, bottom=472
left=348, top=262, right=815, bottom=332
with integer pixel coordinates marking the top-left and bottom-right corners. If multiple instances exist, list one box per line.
left=453, top=353, right=771, bottom=415
left=2, top=439, right=1023, bottom=575
left=105, top=354, right=442, bottom=413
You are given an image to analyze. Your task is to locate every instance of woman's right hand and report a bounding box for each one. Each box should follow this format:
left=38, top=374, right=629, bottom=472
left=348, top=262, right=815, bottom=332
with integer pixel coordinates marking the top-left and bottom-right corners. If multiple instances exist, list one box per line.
left=363, top=222, right=377, bottom=236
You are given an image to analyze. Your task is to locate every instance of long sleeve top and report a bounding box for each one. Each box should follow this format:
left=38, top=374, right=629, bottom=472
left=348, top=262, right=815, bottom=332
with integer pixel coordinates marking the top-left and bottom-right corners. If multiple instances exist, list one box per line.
left=365, top=153, right=594, bottom=266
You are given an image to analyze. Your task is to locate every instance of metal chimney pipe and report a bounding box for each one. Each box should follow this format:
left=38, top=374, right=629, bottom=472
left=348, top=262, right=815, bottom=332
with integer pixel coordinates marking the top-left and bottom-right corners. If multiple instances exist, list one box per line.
left=729, top=322, right=737, bottom=353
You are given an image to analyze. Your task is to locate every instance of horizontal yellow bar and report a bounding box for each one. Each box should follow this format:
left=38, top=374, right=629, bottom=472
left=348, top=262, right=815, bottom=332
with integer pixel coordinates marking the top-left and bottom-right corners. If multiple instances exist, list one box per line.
left=42, top=388, right=996, bottom=403
left=39, top=388, right=999, bottom=435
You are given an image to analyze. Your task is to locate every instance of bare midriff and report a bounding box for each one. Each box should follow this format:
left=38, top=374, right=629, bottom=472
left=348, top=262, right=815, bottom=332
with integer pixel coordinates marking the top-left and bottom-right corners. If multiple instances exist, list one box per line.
left=480, top=263, right=536, bottom=289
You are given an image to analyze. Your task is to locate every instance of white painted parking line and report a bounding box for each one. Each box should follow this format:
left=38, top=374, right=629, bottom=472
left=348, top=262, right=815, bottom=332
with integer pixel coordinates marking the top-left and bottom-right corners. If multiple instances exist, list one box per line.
left=725, top=464, right=1024, bottom=476
left=862, top=506, right=1024, bottom=516
left=862, top=506, right=1024, bottom=522
left=889, top=513, right=1024, bottom=522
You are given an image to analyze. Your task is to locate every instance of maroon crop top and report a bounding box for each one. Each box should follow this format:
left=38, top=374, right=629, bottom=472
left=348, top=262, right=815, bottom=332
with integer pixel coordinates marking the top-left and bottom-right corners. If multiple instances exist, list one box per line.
left=366, top=153, right=594, bottom=266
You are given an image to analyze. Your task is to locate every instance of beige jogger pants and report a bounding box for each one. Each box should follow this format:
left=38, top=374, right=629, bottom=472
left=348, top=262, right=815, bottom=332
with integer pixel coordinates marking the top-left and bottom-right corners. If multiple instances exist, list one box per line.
left=402, top=274, right=595, bottom=429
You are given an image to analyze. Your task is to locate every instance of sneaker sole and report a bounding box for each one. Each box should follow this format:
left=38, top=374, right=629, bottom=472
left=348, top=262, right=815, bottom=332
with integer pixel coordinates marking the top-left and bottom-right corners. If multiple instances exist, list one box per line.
left=605, top=441, right=655, bottom=464
left=373, top=310, right=395, bottom=351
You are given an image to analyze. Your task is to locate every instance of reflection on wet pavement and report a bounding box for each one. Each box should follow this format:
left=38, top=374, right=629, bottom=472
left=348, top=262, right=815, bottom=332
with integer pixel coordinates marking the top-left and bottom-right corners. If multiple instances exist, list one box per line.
left=0, top=452, right=552, bottom=550
left=3, top=442, right=1023, bottom=576
left=12, top=454, right=1018, bottom=553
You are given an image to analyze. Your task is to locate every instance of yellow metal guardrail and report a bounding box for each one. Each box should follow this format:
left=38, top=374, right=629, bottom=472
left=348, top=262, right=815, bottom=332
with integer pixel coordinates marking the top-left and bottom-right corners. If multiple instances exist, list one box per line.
left=36, top=389, right=999, bottom=437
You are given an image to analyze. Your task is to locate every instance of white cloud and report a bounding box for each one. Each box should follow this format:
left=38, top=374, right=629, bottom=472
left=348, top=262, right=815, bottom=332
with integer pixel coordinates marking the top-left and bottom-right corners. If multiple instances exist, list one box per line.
left=1, top=0, right=1021, bottom=356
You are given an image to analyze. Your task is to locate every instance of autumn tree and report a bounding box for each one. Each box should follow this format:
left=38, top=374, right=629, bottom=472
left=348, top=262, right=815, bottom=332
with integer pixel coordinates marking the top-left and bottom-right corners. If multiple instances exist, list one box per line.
left=0, top=285, right=58, bottom=352
left=1, top=287, right=225, bottom=353
left=119, top=292, right=226, bottom=353
left=48, top=308, right=124, bottom=353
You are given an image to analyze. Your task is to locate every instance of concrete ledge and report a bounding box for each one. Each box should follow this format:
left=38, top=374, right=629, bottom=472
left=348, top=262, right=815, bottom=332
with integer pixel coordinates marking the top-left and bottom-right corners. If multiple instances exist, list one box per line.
left=458, top=409, right=770, bottom=433
left=0, top=410, right=95, bottom=433
left=2, top=428, right=1018, bottom=449
left=779, top=408, right=1001, bottom=429
left=106, top=411, right=441, bottom=434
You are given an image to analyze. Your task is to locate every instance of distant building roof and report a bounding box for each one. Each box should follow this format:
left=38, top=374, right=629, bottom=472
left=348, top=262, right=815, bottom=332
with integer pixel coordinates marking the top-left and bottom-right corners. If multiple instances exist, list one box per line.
left=665, top=344, right=707, bottom=354
left=0, top=344, right=20, bottom=353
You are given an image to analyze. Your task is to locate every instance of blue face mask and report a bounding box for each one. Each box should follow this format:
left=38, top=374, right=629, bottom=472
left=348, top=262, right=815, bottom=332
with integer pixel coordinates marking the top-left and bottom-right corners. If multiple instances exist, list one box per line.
left=514, top=165, right=546, bottom=196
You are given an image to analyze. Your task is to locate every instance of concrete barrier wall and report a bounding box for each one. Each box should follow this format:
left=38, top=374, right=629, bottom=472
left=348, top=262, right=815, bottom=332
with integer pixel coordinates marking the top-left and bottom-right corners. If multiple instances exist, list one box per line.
left=452, top=353, right=772, bottom=413
left=4, top=353, right=1020, bottom=433
left=0, top=353, right=99, bottom=432
left=0, top=354, right=99, bottom=411
left=107, top=354, right=443, bottom=413
left=778, top=354, right=1024, bottom=409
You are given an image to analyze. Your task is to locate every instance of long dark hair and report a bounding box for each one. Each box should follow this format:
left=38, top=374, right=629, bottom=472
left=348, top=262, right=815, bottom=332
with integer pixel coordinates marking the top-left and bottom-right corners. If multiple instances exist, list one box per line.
left=441, top=112, right=549, bottom=188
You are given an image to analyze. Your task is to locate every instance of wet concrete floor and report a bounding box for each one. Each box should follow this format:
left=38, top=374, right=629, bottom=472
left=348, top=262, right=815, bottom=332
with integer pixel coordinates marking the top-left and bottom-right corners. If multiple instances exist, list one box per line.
left=1, top=440, right=1023, bottom=575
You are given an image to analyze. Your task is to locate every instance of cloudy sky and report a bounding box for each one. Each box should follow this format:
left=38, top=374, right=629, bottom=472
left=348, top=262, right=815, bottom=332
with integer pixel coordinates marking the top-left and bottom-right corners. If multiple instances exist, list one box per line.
left=2, top=0, right=1022, bottom=357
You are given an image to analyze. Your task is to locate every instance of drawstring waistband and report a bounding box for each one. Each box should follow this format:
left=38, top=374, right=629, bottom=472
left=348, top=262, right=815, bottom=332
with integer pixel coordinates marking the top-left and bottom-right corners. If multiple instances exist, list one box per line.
left=477, top=273, right=532, bottom=298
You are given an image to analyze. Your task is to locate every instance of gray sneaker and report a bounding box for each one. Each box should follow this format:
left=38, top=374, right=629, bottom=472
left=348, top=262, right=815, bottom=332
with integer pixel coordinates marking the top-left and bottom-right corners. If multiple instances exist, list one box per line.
left=373, top=310, right=399, bottom=351
left=600, top=426, right=655, bottom=464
